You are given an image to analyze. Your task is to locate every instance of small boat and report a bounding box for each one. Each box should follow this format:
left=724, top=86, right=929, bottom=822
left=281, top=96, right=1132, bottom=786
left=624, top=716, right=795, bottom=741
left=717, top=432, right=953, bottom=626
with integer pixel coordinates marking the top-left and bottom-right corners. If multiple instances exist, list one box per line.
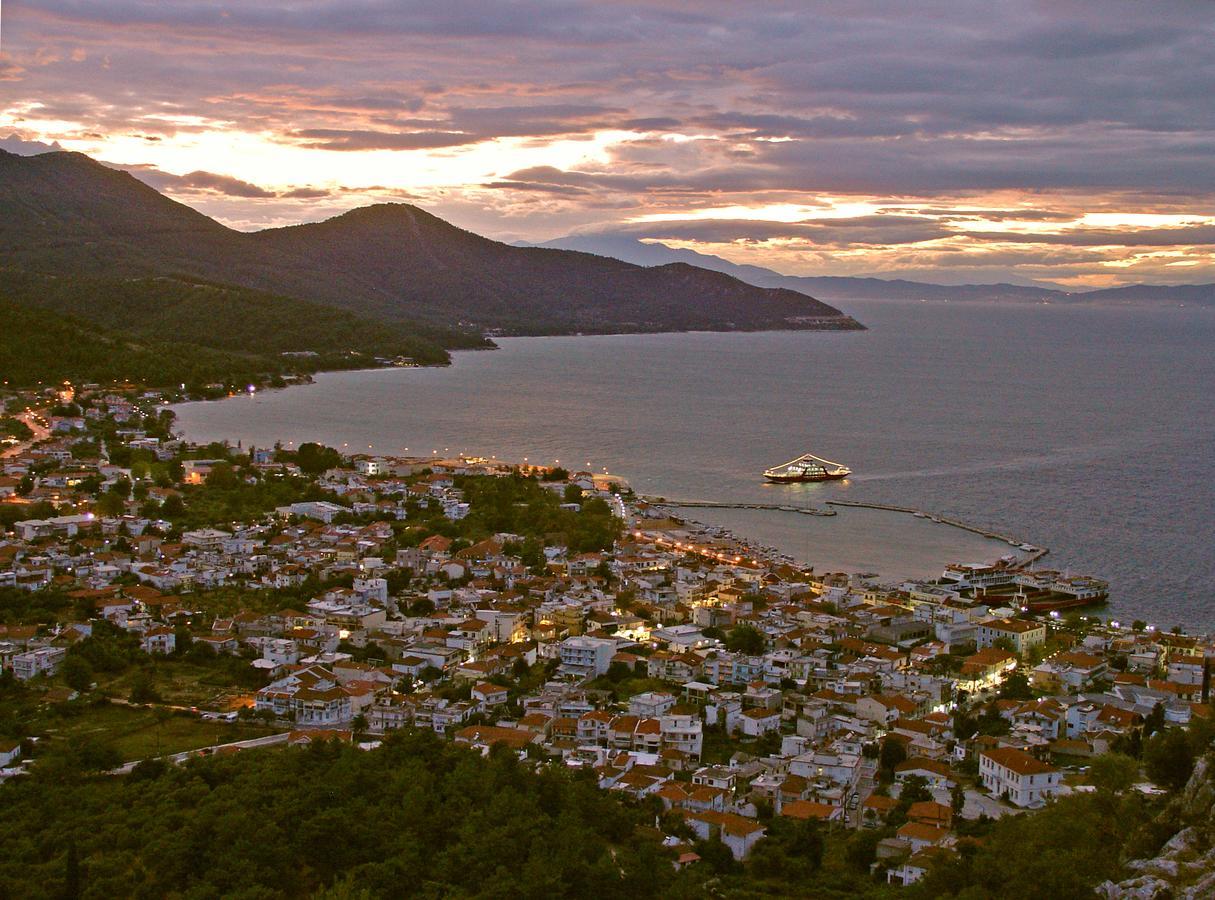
left=764, top=453, right=851, bottom=483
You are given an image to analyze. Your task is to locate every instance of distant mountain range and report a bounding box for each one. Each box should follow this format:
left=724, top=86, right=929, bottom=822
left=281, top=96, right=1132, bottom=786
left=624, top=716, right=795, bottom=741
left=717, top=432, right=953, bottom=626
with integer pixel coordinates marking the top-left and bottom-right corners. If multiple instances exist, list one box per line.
left=538, top=234, right=1215, bottom=307
left=0, top=150, right=861, bottom=338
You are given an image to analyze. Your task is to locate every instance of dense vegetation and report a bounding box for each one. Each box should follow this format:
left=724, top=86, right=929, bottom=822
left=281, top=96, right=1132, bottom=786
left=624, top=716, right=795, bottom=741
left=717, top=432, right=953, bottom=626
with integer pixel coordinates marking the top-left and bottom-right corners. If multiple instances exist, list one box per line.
left=0, top=268, right=485, bottom=362
left=0, top=149, right=860, bottom=335
left=426, top=473, right=623, bottom=554
left=0, top=300, right=285, bottom=388
left=0, top=733, right=673, bottom=899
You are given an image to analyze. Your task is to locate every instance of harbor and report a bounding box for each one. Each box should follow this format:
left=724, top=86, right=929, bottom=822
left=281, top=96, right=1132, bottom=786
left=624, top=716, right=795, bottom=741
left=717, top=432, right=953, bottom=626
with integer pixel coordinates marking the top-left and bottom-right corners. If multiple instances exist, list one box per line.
left=641, top=497, right=838, bottom=517
left=825, top=500, right=1050, bottom=568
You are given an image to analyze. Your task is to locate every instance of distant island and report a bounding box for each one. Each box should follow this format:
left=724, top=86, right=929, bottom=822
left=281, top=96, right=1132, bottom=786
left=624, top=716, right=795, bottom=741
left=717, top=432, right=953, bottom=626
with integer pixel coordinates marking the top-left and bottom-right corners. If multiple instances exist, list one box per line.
left=0, top=150, right=862, bottom=389
left=538, top=234, right=1215, bottom=308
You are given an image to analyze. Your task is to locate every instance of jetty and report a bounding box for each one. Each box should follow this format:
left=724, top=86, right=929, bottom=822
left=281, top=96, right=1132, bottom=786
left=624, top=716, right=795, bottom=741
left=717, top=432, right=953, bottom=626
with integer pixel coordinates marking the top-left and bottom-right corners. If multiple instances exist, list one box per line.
left=642, top=498, right=837, bottom=517
left=825, top=500, right=1050, bottom=566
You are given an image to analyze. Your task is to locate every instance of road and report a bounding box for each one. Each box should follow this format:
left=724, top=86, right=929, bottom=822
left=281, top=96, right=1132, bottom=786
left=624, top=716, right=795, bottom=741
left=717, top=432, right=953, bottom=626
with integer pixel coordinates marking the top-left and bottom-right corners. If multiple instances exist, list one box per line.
left=110, top=731, right=291, bottom=775
left=849, top=759, right=879, bottom=827
left=2, top=407, right=51, bottom=459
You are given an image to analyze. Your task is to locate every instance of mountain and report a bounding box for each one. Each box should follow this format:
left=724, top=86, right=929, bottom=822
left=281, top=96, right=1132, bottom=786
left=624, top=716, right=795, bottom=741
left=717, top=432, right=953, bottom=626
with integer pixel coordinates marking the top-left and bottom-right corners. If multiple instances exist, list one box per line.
left=538, top=234, right=1215, bottom=307
left=0, top=150, right=862, bottom=334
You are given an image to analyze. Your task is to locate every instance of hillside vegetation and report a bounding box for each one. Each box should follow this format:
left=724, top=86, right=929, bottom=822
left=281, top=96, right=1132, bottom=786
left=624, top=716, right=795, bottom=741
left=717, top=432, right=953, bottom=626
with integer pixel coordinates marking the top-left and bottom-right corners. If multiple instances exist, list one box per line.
left=0, top=149, right=862, bottom=335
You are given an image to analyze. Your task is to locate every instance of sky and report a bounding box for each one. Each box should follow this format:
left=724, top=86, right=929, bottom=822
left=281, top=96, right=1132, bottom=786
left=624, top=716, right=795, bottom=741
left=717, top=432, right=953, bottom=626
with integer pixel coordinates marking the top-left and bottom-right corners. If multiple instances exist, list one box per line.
left=2, top=0, right=1214, bottom=287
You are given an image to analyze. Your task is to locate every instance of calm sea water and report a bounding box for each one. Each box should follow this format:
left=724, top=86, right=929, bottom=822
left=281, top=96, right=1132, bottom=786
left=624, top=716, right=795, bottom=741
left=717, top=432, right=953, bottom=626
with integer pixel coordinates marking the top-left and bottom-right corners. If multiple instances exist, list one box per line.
left=173, top=301, right=1215, bottom=631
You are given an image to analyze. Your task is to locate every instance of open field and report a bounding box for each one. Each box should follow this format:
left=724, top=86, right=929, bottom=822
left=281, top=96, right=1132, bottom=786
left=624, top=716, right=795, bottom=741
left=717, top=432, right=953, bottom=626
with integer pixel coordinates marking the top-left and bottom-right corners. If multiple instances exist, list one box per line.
left=35, top=701, right=275, bottom=762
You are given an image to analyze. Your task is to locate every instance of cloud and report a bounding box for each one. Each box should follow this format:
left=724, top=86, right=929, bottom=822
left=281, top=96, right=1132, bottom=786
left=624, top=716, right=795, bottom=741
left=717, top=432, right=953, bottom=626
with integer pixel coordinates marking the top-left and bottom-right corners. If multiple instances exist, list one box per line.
left=117, top=164, right=276, bottom=198
left=288, top=128, right=477, bottom=151
left=3, top=0, right=1215, bottom=283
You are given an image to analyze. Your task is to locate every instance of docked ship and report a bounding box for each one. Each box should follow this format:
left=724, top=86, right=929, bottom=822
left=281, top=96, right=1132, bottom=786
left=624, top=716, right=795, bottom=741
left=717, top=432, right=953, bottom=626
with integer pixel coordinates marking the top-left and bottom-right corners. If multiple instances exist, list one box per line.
left=1011, top=571, right=1110, bottom=613
left=763, top=453, right=851, bottom=483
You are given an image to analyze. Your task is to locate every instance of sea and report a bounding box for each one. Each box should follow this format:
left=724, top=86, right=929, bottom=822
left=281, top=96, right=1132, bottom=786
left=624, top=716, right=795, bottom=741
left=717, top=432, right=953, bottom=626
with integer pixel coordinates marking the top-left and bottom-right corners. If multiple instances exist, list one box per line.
left=172, top=300, right=1215, bottom=631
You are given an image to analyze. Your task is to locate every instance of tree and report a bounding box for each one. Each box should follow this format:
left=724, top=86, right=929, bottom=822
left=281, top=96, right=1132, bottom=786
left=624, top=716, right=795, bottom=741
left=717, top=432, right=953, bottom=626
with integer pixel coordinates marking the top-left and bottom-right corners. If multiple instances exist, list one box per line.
left=998, top=671, right=1032, bottom=700
left=899, top=774, right=932, bottom=804
left=62, top=655, right=93, bottom=693
left=128, top=669, right=161, bottom=704
left=1144, top=728, right=1196, bottom=791
left=723, top=624, right=766, bottom=655
left=879, top=736, right=907, bottom=779
left=296, top=442, right=343, bottom=475
left=951, top=782, right=967, bottom=815
left=845, top=828, right=882, bottom=873
left=62, top=840, right=82, bottom=900
left=562, top=483, right=583, bottom=504
left=1089, top=752, right=1139, bottom=795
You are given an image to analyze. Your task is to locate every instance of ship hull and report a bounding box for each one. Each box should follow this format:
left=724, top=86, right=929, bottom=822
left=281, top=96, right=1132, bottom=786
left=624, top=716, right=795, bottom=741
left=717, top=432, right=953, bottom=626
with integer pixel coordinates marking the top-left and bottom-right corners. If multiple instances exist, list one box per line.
left=1024, top=593, right=1109, bottom=613
left=764, top=472, right=850, bottom=483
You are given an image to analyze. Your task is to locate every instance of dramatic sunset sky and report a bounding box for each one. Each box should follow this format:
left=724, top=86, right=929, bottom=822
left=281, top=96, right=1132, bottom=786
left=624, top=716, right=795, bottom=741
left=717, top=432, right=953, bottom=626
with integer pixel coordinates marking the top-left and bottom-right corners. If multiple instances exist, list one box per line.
left=3, top=1, right=1214, bottom=287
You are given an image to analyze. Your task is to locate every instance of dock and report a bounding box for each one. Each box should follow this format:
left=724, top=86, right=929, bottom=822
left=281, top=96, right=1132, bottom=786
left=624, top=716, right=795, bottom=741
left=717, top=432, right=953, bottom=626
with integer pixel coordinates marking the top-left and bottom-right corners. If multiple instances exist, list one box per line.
left=825, top=500, right=1050, bottom=566
left=642, top=498, right=837, bottom=517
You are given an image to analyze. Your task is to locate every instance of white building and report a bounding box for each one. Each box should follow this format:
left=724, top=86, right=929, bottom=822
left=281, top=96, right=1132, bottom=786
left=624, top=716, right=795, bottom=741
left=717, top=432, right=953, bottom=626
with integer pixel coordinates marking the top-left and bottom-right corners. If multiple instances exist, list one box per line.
left=979, top=747, right=1061, bottom=808
left=977, top=618, right=1047, bottom=657
left=11, top=646, right=67, bottom=680
left=559, top=636, right=616, bottom=678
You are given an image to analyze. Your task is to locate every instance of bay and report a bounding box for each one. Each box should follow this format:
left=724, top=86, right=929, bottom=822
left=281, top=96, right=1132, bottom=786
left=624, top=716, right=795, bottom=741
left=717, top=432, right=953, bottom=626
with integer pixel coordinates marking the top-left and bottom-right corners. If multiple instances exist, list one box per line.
left=173, top=300, right=1215, bottom=631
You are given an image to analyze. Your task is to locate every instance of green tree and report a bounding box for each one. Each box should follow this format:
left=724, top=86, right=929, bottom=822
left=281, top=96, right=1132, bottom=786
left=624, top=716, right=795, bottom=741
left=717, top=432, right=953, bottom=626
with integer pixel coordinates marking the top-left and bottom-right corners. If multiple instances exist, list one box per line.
left=296, top=443, right=343, bottom=475
left=1089, top=752, right=1139, bottom=795
left=879, top=736, right=908, bottom=779
left=998, top=671, right=1033, bottom=700
left=62, top=654, right=93, bottom=693
left=723, top=624, right=766, bottom=655
left=128, top=669, right=161, bottom=704
left=1144, top=728, right=1195, bottom=791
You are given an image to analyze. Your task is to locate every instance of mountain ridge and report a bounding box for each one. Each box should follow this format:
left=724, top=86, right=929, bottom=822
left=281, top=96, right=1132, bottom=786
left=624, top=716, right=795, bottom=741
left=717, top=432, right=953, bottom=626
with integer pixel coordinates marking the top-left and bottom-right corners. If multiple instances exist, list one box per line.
left=0, top=149, right=863, bottom=334
left=537, top=233, right=1215, bottom=306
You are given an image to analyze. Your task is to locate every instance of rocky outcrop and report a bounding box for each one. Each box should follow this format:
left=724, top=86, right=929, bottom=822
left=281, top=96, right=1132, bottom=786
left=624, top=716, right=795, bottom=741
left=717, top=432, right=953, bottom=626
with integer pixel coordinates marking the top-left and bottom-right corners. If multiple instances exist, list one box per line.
left=1099, top=753, right=1215, bottom=899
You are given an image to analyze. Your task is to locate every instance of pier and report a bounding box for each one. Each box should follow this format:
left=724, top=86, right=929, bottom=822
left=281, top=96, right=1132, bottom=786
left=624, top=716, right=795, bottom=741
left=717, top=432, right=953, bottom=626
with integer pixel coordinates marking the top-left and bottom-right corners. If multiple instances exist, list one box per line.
left=825, top=500, right=1050, bottom=567
left=642, top=498, right=837, bottom=516
left=642, top=496, right=1049, bottom=568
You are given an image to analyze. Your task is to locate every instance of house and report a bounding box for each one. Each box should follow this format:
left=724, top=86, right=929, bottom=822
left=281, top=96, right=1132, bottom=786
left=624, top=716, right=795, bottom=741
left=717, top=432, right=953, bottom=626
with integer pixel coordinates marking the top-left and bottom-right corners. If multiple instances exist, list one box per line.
left=894, top=757, right=957, bottom=789
left=0, top=738, right=22, bottom=768
left=659, top=707, right=704, bottom=758
left=11, top=646, right=67, bottom=680
left=781, top=800, right=844, bottom=823
left=558, top=636, right=616, bottom=677
left=896, top=822, right=951, bottom=853
left=856, top=693, right=918, bottom=726
left=256, top=666, right=353, bottom=727
left=471, top=682, right=509, bottom=708
left=454, top=725, right=537, bottom=752
left=979, top=747, right=1061, bottom=808
left=140, top=626, right=176, bottom=655
left=958, top=647, right=1018, bottom=693
left=682, top=810, right=767, bottom=860
left=630, top=691, right=677, bottom=718
left=739, top=707, right=781, bottom=737
left=977, top=618, right=1046, bottom=657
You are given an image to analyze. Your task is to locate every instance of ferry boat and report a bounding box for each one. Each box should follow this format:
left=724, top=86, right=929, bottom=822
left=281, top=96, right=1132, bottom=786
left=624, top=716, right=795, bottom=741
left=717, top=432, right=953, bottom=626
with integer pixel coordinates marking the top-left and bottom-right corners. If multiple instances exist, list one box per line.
left=763, top=453, right=851, bottom=483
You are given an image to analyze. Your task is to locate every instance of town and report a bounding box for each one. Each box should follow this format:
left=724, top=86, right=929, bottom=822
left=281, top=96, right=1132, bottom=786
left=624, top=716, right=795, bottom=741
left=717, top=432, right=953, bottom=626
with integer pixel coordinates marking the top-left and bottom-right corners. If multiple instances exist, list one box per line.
left=1, top=381, right=1212, bottom=892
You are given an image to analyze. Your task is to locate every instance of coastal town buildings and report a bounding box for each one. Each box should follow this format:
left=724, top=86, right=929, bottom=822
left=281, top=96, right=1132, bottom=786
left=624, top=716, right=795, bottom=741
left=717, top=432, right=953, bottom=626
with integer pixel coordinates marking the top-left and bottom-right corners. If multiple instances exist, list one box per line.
left=1, top=383, right=1211, bottom=887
